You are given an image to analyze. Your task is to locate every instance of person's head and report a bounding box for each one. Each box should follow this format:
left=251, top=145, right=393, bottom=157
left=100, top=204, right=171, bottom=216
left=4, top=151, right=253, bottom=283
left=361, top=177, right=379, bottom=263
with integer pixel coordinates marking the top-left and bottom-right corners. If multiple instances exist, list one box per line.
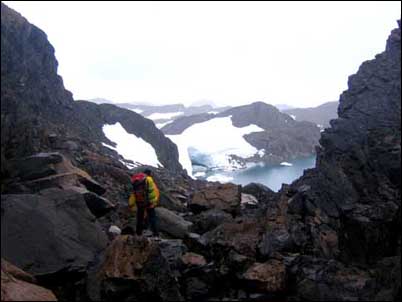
left=144, top=168, right=152, bottom=176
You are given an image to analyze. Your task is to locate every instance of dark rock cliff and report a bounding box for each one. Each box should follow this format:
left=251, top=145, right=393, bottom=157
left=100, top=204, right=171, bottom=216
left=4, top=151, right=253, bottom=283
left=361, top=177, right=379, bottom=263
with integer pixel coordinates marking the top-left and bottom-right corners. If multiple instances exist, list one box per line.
left=278, top=20, right=401, bottom=300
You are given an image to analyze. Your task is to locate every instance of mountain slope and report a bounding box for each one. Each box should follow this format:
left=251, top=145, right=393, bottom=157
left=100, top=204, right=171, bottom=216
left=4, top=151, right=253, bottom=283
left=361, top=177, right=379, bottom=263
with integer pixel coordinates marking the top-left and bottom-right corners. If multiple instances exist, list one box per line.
left=163, top=102, right=321, bottom=174
left=284, top=101, right=339, bottom=128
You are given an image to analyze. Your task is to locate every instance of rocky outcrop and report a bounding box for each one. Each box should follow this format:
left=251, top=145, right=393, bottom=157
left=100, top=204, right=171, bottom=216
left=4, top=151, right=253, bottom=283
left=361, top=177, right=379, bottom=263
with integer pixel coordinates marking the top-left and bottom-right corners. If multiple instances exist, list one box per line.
left=1, top=259, right=57, bottom=301
left=269, top=20, right=401, bottom=301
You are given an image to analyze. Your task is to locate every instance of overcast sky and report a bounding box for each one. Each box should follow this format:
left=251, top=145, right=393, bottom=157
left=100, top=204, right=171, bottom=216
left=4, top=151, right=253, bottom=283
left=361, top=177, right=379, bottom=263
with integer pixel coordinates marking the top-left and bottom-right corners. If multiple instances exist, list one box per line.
left=4, top=1, right=401, bottom=108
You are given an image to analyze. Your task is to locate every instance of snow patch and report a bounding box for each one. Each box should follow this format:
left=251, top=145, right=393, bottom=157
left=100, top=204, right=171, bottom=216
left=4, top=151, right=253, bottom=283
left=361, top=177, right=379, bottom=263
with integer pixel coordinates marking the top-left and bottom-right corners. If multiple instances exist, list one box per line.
left=102, top=122, right=162, bottom=168
left=147, top=112, right=184, bottom=120
left=167, top=116, right=264, bottom=176
left=290, top=114, right=296, bottom=120
left=280, top=162, right=293, bottom=166
left=257, top=149, right=266, bottom=157
left=155, top=121, right=172, bottom=129
left=193, top=172, right=206, bottom=178
left=130, top=108, right=143, bottom=114
left=206, top=174, right=234, bottom=183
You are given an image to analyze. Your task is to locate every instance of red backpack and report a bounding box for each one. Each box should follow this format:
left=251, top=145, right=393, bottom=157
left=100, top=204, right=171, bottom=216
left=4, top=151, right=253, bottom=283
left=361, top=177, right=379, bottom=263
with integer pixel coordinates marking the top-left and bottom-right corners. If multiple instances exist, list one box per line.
left=130, top=173, right=148, bottom=203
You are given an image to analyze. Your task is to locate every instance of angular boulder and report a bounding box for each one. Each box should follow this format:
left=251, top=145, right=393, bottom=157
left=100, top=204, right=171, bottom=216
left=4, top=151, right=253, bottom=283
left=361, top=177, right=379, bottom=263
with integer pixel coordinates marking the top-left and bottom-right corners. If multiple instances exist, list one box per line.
left=201, top=219, right=265, bottom=259
left=155, top=207, right=193, bottom=239
left=189, top=208, right=233, bottom=234
left=180, top=252, right=207, bottom=268
left=87, top=235, right=183, bottom=301
left=242, top=260, right=287, bottom=293
left=1, top=259, right=57, bottom=301
left=189, top=183, right=241, bottom=215
left=1, top=189, right=108, bottom=276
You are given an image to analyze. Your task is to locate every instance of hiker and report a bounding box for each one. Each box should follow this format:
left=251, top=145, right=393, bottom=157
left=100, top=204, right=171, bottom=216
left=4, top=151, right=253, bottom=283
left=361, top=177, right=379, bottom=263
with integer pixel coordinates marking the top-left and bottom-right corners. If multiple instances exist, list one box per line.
left=128, top=168, right=160, bottom=237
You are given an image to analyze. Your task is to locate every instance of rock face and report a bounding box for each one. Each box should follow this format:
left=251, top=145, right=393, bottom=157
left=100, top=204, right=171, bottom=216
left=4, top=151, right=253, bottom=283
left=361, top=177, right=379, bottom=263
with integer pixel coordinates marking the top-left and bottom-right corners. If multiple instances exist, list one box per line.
left=276, top=20, right=401, bottom=301
left=1, top=259, right=57, bottom=301
left=285, top=19, right=401, bottom=264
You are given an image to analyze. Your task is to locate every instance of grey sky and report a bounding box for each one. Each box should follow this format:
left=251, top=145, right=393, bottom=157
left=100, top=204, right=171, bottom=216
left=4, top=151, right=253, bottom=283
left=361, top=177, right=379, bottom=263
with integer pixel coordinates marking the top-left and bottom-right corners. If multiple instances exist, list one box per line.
left=4, top=1, right=401, bottom=108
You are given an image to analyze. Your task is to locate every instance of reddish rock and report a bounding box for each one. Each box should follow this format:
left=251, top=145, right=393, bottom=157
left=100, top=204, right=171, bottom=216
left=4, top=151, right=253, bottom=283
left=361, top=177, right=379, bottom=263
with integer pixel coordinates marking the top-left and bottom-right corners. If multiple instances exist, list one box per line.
left=190, top=183, right=241, bottom=215
left=242, top=260, right=286, bottom=293
left=1, top=259, right=57, bottom=301
left=88, top=235, right=183, bottom=301
left=181, top=252, right=207, bottom=267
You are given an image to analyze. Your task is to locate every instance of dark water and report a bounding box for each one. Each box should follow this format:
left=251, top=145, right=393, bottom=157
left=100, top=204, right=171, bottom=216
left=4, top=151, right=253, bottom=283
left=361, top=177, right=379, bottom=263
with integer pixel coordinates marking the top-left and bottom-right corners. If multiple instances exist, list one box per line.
left=201, top=155, right=316, bottom=192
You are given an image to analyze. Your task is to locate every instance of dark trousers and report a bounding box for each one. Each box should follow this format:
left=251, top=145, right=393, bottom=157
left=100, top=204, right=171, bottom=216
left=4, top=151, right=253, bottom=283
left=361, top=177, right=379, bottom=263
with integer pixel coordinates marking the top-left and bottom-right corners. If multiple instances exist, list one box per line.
left=136, top=206, right=159, bottom=236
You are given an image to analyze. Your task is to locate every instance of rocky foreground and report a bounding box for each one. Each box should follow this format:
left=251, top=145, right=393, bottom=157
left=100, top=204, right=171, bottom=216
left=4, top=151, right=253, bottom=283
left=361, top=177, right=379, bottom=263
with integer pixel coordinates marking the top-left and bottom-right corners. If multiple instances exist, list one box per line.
left=1, top=3, right=401, bottom=302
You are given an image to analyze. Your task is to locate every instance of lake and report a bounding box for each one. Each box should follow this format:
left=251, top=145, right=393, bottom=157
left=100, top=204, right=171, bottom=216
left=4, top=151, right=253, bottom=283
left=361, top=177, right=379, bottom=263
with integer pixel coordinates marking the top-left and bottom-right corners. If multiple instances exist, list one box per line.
left=195, top=155, right=316, bottom=192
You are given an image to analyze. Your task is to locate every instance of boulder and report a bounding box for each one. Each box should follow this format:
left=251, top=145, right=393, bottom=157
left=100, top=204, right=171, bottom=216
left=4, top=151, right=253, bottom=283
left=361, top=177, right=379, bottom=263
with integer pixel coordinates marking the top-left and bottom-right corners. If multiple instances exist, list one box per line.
left=189, top=209, right=233, bottom=234
left=5, top=152, right=107, bottom=196
left=1, top=259, right=57, bottom=301
left=189, top=183, right=241, bottom=215
left=258, top=228, right=295, bottom=259
left=289, top=256, right=379, bottom=301
left=155, top=207, right=193, bottom=239
left=1, top=189, right=108, bottom=276
left=87, top=235, right=183, bottom=301
left=201, top=219, right=264, bottom=259
left=242, top=182, right=277, bottom=204
left=8, top=152, right=63, bottom=181
left=242, top=260, right=286, bottom=293
left=180, top=252, right=207, bottom=268
left=158, top=239, right=188, bottom=277
left=81, top=190, right=116, bottom=218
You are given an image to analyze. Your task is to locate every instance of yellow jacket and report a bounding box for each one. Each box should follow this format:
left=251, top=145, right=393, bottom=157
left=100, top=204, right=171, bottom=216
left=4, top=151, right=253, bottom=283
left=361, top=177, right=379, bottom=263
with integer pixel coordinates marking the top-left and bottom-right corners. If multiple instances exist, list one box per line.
left=128, top=176, right=160, bottom=212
